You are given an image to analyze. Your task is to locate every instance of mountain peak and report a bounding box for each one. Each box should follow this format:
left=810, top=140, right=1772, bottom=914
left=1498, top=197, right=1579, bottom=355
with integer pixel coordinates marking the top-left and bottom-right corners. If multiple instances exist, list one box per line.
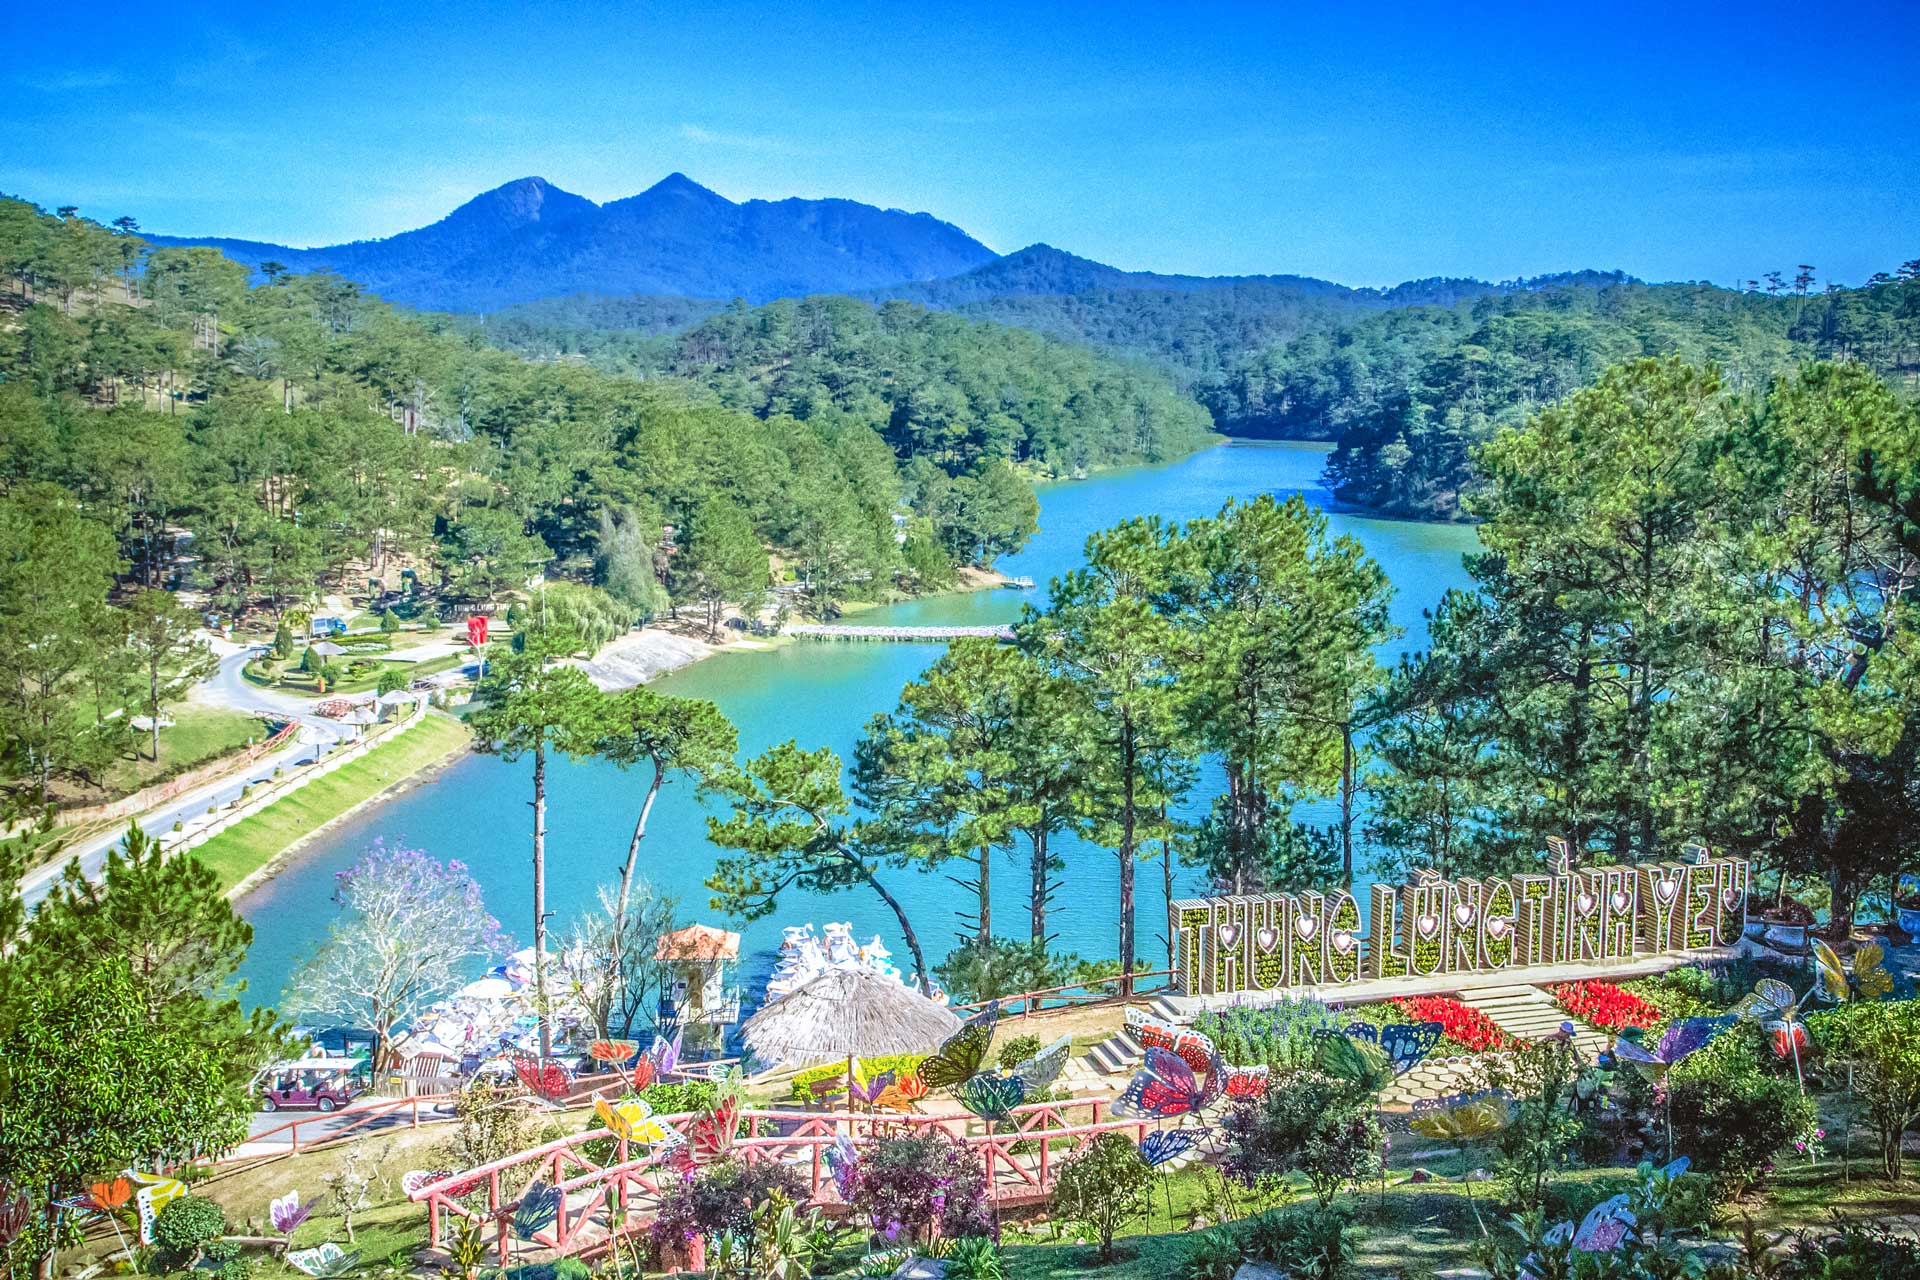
left=441, top=176, right=597, bottom=235
left=636, top=172, right=731, bottom=204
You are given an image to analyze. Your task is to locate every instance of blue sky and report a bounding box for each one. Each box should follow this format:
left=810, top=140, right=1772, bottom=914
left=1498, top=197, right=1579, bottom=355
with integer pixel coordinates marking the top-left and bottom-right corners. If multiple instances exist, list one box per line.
left=4, top=1, right=1916, bottom=287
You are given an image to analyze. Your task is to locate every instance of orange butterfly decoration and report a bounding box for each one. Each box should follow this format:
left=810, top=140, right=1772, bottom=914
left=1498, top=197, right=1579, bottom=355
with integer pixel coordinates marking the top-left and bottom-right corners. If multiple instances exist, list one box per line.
left=872, top=1070, right=930, bottom=1114
left=89, top=1179, right=133, bottom=1211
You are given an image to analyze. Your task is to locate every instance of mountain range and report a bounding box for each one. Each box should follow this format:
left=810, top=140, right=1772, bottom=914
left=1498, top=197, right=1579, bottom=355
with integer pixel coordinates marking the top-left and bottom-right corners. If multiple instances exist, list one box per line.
left=147, top=173, right=998, bottom=310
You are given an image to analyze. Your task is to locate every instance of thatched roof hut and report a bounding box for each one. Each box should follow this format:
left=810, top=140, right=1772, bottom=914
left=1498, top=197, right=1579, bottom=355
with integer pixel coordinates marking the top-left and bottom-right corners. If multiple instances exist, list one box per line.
left=739, top=966, right=960, bottom=1071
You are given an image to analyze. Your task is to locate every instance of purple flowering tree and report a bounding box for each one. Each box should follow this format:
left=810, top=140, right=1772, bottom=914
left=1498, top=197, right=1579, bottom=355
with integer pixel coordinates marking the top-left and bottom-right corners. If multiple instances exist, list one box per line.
left=287, top=840, right=507, bottom=1068
left=846, top=1133, right=992, bottom=1246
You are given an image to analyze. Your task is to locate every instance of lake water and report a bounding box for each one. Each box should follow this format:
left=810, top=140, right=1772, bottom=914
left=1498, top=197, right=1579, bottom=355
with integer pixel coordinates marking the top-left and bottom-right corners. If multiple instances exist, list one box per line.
left=233, top=441, right=1479, bottom=1008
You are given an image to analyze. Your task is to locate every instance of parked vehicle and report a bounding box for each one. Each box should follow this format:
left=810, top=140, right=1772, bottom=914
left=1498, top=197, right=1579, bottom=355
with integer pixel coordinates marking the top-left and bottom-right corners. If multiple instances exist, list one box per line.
left=250, top=1057, right=369, bottom=1113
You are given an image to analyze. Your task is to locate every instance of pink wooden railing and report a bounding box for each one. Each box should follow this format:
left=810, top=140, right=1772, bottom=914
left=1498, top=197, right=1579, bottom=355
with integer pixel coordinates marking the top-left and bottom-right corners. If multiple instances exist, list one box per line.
left=409, top=1098, right=1155, bottom=1261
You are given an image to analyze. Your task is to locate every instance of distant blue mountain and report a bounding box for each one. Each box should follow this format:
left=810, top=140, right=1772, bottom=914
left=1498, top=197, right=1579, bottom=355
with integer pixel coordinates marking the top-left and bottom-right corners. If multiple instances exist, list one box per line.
left=147, top=174, right=999, bottom=311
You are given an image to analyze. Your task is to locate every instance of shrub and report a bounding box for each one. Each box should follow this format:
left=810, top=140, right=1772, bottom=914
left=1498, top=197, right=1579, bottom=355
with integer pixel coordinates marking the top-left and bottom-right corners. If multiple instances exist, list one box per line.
left=1223, top=1071, right=1380, bottom=1208
left=1180, top=1227, right=1244, bottom=1280
left=1550, top=979, right=1664, bottom=1031
left=648, top=1158, right=808, bottom=1253
left=1193, top=997, right=1338, bottom=1070
left=152, top=1195, right=226, bottom=1268
left=1239, top=1205, right=1354, bottom=1280
left=1669, top=1053, right=1815, bottom=1199
left=377, top=668, right=409, bottom=696
left=1051, top=1132, right=1155, bottom=1262
left=380, top=609, right=401, bottom=633
left=1478, top=1037, right=1587, bottom=1211
left=843, top=1133, right=991, bottom=1246
left=1807, top=998, right=1920, bottom=1181
left=788, top=1054, right=924, bottom=1102
left=996, top=1034, right=1041, bottom=1070
left=941, top=1235, right=1004, bottom=1280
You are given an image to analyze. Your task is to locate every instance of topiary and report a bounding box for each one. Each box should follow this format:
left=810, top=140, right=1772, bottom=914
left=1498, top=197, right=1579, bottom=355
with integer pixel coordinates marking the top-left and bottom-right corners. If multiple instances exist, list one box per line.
left=152, top=1195, right=227, bottom=1268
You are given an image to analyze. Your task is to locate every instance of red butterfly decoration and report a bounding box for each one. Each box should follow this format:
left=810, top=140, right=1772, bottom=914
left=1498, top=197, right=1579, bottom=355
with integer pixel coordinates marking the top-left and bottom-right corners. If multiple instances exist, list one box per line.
left=676, top=1098, right=740, bottom=1169
left=1130, top=1015, right=1216, bottom=1075
left=1221, top=1063, right=1270, bottom=1098
left=1113, top=1047, right=1223, bottom=1120
left=512, top=1054, right=573, bottom=1102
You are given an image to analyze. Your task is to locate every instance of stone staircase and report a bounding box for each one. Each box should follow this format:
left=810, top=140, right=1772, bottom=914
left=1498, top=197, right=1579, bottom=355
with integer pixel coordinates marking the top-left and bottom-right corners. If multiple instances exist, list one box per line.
left=1457, top=984, right=1610, bottom=1058
left=1085, top=994, right=1190, bottom=1076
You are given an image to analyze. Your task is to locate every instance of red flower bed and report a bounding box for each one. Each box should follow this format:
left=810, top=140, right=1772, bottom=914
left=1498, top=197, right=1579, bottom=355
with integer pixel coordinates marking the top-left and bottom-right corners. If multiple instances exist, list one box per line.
left=1551, top=979, right=1663, bottom=1031
left=1389, top=995, right=1515, bottom=1053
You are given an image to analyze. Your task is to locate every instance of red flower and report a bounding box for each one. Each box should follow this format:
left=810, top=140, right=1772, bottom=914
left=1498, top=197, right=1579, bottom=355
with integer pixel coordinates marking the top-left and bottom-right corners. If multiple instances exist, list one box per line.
left=1388, top=995, right=1516, bottom=1053
left=1550, top=980, right=1663, bottom=1031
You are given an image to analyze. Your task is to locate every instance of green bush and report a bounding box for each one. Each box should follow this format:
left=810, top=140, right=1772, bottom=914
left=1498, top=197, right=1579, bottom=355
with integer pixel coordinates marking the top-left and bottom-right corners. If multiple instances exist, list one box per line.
left=996, top=1034, right=1041, bottom=1069
left=941, top=1236, right=1004, bottom=1280
left=214, top=1257, right=254, bottom=1280
left=1051, top=1132, right=1155, bottom=1262
left=1180, top=1227, right=1245, bottom=1280
left=1239, top=1205, right=1353, bottom=1280
left=1668, top=1046, right=1814, bottom=1199
left=379, top=609, right=401, bottom=633
left=1223, top=1072, right=1380, bottom=1208
left=152, top=1195, right=226, bottom=1268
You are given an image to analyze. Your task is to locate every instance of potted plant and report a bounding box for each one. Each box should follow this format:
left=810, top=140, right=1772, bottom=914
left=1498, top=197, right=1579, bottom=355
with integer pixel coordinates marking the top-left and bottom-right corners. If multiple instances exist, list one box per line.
left=1894, top=876, right=1920, bottom=937
left=1748, top=893, right=1815, bottom=953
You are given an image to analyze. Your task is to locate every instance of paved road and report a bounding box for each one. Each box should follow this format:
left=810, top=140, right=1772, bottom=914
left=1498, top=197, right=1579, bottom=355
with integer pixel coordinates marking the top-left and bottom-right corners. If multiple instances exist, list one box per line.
left=15, top=643, right=353, bottom=912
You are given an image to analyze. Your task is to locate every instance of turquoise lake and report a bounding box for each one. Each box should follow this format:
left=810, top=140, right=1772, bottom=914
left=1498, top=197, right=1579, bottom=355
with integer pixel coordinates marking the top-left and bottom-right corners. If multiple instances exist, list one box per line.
left=233, top=441, right=1479, bottom=1008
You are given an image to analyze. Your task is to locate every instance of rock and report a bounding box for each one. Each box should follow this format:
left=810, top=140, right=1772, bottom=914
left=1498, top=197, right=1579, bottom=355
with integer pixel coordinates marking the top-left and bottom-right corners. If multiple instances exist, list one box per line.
left=1464, top=1168, right=1493, bottom=1183
left=890, top=1259, right=947, bottom=1280
left=1231, top=1263, right=1289, bottom=1280
left=1435, top=1270, right=1492, bottom=1279
left=1408, top=1167, right=1435, bottom=1183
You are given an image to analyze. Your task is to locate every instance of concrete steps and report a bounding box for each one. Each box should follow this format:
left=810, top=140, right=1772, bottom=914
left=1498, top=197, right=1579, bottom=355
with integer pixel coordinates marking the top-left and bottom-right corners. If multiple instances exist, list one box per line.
left=1457, top=984, right=1610, bottom=1058
left=1085, top=994, right=1189, bottom=1076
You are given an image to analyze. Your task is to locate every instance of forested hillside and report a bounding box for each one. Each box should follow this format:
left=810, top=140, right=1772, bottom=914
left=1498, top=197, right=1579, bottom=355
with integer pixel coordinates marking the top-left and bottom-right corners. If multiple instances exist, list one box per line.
left=1219, top=278, right=1920, bottom=518
left=0, top=195, right=1231, bottom=790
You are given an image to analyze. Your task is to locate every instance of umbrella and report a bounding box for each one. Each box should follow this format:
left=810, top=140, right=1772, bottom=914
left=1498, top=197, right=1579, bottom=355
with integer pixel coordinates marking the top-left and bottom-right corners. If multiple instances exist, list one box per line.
left=738, top=966, right=961, bottom=1086
left=459, top=977, right=515, bottom=1000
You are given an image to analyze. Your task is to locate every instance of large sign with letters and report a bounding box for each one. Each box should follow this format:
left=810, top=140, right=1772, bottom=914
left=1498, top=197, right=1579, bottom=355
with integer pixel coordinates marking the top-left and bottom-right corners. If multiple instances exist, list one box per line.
left=1169, top=841, right=1749, bottom=997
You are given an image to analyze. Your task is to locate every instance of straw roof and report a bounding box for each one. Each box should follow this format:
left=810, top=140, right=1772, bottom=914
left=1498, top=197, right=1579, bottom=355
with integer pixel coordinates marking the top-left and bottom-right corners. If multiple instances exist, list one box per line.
left=655, top=923, right=740, bottom=962
left=739, top=966, right=960, bottom=1069
left=310, top=641, right=347, bottom=657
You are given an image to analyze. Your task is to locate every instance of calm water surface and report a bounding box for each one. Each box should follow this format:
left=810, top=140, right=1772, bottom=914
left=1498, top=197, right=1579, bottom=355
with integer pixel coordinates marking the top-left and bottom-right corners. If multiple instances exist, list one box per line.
left=234, top=442, right=1478, bottom=1007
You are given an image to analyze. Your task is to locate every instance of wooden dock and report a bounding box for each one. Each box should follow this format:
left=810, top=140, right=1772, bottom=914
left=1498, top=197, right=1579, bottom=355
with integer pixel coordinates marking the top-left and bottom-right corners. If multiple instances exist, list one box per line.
left=787, top=624, right=1015, bottom=642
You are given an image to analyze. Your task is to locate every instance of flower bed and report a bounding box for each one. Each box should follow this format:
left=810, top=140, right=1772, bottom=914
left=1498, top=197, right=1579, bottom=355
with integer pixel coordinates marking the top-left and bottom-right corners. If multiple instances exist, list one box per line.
left=788, top=1053, right=924, bottom=1102
left=1386, top=995, right=1516, bottom=1053
left=1551, top=979, right=1664, bottom=1031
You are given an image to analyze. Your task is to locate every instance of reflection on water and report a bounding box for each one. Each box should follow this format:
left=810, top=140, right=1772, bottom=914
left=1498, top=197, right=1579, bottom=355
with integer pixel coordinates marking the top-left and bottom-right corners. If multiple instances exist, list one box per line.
left=234, top=442, right=1479, bottom=1007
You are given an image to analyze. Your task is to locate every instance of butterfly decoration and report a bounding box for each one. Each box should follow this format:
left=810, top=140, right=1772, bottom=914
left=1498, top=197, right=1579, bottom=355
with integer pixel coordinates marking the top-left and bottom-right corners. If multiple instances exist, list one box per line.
left=1127, top=1010, right=1217, bottom=1075
left=959, top=1072, right=1027, bottom=1124
left=511, top=1054, right=573, bottom=1102
left=0, top=1188, right=30, bottom=1248
left=588, top=1038, right=640, bottom=1066
left=825, top=1135, right=862, bottom=1200
left=1221, top=1063, right=1271, bottom=1098
left=88, top=1177, right=132, bottom=1211
left=1730, top=974, right=1819, bottom=1082
left=1610, top=1017, right=1735, bottom=1084
left=1331, top=1020, right=1443, bottom=1075
left=918, top=1003, right=998, bottom=1089
left=270, top=1190, right=314, bottom=1237
left=511, top=1180, right=561, bottom=1242
left=846, top=1066, right=898, bottom=1109
left=1310, top=1030, right=1392, bottom=1096
left=287, top=1244, right=361, bottom=1278
left=677, top=1097, right=740, bottom=1169
left=1114, top=1047, right=1225, bottom=1120
left=1812, top=938, right=1894, bottom=1004
left=646, top=1030, right=683, bottom=1082
left=1408, top=1090, right=1515, bottom=1141
left=399, top=1170, right=454, bottom=1198
left=1138, top=1127, right=1206, bottom=1169
left=127, top=1170, right=187, bottom=1244
left=594, top=1096, right=683, bottom=1147
left=871, top=1071, right=929, bottom=1114
left=1537, top=1159, right=1687, bottom=1257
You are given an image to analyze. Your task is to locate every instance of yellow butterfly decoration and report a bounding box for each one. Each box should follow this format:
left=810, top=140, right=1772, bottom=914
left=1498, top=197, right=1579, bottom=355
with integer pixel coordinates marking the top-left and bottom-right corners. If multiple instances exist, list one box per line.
left=1408, top=1091, right=1514, bottom=1141
left=125, top=1170, right=186, bottom=1243
left=594, top=1096, right=682, bottom=1148
left=1812, top=938, right=1894, bottom=1004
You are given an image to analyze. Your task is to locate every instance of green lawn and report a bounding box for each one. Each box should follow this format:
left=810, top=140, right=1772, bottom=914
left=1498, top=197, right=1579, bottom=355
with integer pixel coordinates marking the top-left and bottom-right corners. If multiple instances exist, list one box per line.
left=244, top=651, right=469, bottom=697
left=45, top=704, right=270, bottom=808
left=191, top=712, right=472, bottom=893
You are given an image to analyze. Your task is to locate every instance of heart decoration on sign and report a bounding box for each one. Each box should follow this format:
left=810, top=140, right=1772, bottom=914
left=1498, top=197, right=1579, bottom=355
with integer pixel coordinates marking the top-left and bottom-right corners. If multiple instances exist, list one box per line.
left=1453, top=902, right=1475, bottom=928
left=1416, top=913, right=1439, bottom=938
left=1722, top=887, right=1741, bottom=911
left=1255, top=926, right=1279, bottom=953
left=1295, top=915, right=1318, bottom=941
left=1654, top=876, right=1679, bottom=903
left=1331, top=930, right=1357, bottom=955
left=1576, top=892, right=1596, bottom=917
left=1611, top=889, right=1633, bottom=914
left=1217, top=923, right=1241, bottom=948
left=1486, top=917, right=1512, bottom=940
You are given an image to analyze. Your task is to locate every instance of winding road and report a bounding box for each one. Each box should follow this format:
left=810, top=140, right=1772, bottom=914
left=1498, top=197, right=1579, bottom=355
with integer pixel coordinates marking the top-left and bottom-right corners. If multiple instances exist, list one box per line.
left=14, top=642, right=354, bottom=912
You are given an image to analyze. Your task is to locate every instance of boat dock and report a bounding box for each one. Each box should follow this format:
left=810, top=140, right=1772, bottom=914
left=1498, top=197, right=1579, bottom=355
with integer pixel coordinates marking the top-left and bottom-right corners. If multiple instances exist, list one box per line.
left=787, top=624, right=1016, bottom=642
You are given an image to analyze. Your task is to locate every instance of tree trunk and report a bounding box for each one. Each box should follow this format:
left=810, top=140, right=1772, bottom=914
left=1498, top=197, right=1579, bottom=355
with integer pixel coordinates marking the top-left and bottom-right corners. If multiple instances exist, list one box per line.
left=1340, top=726, right=1356, bottom=886
left=150, top=667, right=163, bottom=762
left=858, top=861, right=932, bottom=996
left=1029, top=827, right=1049, bottom=944
left=977, top=844, right=991, bottom=945
left=611, top=760, right=666, bottom=1005
left=532, top=744, right=551, bottom=1059
left=1119, top=715, right=1137, bottom=996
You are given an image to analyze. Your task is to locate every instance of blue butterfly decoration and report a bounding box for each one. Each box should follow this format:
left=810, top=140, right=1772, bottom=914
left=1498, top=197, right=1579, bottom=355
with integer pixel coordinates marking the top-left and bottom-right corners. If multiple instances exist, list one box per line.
left=1138, top=1127, right=1205, bottom=1169
left=511, top=1181, right=561, bottom=1241
left=1334, top=1020, right=1442, bottom=1075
